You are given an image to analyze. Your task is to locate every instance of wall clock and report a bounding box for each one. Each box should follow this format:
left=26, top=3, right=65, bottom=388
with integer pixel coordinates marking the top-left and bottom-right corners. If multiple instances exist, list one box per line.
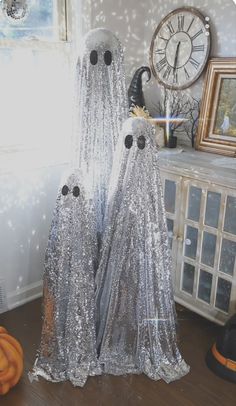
left=150, top=7, right=211, bottom=90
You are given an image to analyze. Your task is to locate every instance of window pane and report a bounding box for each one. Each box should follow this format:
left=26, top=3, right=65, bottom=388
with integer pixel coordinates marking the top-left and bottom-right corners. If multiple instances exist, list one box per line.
left=164, top=180, right=176, bottom=214
left=182, top=263, right=195, bottom=295
left=219, top=239, right=236, bottom=276
left=0, top=0, right=60, bottom=41
left=201, top=232, right=217, bottom=268
left=224, top=196, right=236, bottom=235
left=204, top=191, right=221, bottom=228
left=215, top=278, right=232, bottom=313
left=184, top=225, right=198, bottom=259
left=198, top=270, right=212, bottom=304
left=187, top=186, right=202, bottom=222
left=166, top=218, right=174, bottom=250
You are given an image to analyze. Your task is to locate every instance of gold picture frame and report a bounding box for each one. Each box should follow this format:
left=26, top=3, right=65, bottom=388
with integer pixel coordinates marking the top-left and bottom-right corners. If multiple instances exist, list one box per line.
left=196, top=58, right=236, bottom=157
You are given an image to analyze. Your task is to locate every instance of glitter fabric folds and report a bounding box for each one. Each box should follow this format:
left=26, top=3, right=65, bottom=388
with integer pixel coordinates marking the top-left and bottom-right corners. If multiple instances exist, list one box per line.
left=95, top=118, right=190, bottom=383
left=73, top=28, right=128, bottom=234
left=30, top=170, right=101, bottom=387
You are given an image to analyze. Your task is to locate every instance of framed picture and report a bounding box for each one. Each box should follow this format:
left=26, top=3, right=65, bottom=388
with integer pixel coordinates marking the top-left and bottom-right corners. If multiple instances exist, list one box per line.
left=196, top=58, right=236, bottom=157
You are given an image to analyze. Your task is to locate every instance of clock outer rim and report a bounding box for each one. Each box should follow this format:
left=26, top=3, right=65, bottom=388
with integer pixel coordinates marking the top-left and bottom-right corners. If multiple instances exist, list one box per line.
left=149, top=6, right=211, bottom=90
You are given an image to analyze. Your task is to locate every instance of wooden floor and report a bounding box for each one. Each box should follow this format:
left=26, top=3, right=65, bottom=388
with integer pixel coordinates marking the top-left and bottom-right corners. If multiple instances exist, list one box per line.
left=0, top=299, right=235, bottom=406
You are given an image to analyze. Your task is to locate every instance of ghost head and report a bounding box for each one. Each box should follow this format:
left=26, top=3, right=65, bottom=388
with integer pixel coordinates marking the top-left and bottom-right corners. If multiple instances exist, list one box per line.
left=32, top=169, right=100, bottom=387
left=73, top=28, right=128, bottom=234
left=105, top=117, right=158, bottom=217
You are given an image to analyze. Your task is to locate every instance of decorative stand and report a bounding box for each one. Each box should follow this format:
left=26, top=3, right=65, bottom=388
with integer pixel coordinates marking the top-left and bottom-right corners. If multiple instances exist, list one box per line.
left=166, top=131, right=177, bottom=148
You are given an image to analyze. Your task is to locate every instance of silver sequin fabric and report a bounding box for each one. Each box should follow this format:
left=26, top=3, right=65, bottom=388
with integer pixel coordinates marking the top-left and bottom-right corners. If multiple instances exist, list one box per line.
left=95, top=117, right=190, bottom=383
left=30, top=170, right=101, bottom=387
left=73, top=28, right=129, bottom=235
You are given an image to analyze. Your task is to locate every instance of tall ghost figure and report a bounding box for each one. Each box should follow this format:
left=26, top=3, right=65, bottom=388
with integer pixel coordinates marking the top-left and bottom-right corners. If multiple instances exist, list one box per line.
left=31, top=170, right=101, bottom=387
left=95, top=118, right=190, bottom=383
left=73, top=28, right=128, bottom=234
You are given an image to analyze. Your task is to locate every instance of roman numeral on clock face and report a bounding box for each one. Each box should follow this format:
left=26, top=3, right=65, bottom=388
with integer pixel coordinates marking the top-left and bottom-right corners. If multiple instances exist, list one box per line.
left=163, top=65, right=172, bottom=80
left=184, top=67, right=190, bottom=79
left=178, top=15, right=184, bottom=31
left=192, top=44, right=205, bottom=52
left=158, top=35, right=168, bottom=42
left=167, top=21, right=175, bottom=34
left=191, top=28, right=203, bottom=41
left=155, top=48, right=166, bottom=55
left=186, top=17, right=195, bottom=32
left=189, top=56, right=200, bottom=69
left=156, top=57, right=167, bottom=72
left=173, top=69, right=178, bottom=84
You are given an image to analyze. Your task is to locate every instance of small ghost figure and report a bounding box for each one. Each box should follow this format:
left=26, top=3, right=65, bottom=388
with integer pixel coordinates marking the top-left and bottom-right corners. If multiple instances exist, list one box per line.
left=95, top=117, right=189, bottom=383
left=30, top=170, right=101, bottom=387
left=73, top=28, right=128, bottom=235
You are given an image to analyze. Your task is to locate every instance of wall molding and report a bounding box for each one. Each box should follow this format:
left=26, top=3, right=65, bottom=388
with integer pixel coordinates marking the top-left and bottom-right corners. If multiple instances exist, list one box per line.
left=7, top=280, right=43, bottom=311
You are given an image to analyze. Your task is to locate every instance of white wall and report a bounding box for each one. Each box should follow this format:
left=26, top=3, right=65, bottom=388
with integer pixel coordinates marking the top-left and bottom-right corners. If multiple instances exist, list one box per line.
left=0, top=163, right=67, bottom=311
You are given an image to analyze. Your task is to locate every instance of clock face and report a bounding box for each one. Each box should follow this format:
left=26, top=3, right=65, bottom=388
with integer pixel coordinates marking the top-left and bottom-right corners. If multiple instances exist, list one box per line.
left=150, top=8, right=211, bottom=89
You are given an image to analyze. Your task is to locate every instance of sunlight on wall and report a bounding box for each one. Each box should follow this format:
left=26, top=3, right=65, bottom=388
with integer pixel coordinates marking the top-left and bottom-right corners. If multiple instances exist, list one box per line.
left=0, top=46, right=72, bottom=171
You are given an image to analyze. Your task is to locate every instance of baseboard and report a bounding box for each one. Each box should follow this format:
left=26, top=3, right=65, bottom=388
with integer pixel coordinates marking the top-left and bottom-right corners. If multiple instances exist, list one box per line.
left=7, top=280, right=43, bottom=311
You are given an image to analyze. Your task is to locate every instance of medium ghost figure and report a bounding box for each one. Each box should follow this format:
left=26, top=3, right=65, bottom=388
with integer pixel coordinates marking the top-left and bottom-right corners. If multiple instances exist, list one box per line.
left=95, top=117, right=190, bottom=383
left=31, top=170, right=100, bottom=387
left=73, top=28, right=128, bottom=235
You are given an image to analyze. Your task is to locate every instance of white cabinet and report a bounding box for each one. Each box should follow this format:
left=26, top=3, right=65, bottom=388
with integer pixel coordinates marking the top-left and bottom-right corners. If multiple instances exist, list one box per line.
left=159, top=149, right=236, bottom=325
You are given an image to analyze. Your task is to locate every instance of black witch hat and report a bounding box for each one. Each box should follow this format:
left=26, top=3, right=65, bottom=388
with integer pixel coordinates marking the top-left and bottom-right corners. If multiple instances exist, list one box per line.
left=206, top=313, right=236, bottom=383
left=128, top=66, right=151, bottom=109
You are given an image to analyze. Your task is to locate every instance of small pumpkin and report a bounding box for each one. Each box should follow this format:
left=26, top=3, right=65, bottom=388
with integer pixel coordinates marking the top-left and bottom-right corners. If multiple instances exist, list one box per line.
left=0, top=327, right=23, bottom=395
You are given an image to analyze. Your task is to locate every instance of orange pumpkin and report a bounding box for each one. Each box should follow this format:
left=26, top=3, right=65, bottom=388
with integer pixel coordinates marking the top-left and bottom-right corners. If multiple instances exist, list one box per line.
left=0, top=326, right=23, bottom=395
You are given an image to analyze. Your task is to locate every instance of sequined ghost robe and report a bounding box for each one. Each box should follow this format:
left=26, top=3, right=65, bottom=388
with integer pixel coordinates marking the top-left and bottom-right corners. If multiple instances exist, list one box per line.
left=95, top=117, right=190, bottom=383
left=30, top=170, right=101, bottom=387
left=73, top=28, right=128, bottom=235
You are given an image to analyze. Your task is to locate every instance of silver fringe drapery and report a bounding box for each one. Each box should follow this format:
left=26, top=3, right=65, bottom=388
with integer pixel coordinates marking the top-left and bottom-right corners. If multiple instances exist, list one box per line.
left=30, top=170, right=101, bottom=387
left=95, top=117, right=190, bottom=383
left=73, top=28, right=128, bottom=235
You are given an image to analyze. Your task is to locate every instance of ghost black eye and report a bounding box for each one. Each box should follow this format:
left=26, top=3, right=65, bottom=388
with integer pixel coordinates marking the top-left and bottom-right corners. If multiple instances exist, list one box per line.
left=124, top=134, right=133, bottom=149
left=90, top=50, right=98, bottom=65
left=62, top=185, right=69, bottom=196
left=137, top=135, right=146, bottom=150
left=104, top=50, right=112, bottom=66
left=73, top=186, right=80, bottom=197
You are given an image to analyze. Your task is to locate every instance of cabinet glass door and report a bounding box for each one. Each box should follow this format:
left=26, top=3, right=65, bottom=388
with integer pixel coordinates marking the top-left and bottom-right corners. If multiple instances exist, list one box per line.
left=178, top=179, right=236, bottom=324
left=161, top=172, right=182, bottom=285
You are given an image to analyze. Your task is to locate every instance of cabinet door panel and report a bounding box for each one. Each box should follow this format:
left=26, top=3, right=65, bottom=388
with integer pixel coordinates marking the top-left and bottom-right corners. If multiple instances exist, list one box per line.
left=215, top=277, right=232, bottom=313
left=198, top=270, right=213, bottom=304
left=164, top=179, right=176, bottom=214
left=201, top=232, right=217, bottom=268
left=182, top=262, right=195, bottom=295
left=204, top=191, right=221, bottom=228
left=184, top=225, right=198, bottom=259
left=187, top=186, right=202, bottom=222
left=166, top=218, right=174, bottom=249
left=219, top=239, right=236, bottom=276
left=224, top=196, right=236, bottom=235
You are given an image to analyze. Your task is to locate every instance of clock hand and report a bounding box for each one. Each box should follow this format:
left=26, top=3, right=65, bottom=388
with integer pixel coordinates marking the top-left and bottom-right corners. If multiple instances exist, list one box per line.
left=173, top=41, right=181, bottom=70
